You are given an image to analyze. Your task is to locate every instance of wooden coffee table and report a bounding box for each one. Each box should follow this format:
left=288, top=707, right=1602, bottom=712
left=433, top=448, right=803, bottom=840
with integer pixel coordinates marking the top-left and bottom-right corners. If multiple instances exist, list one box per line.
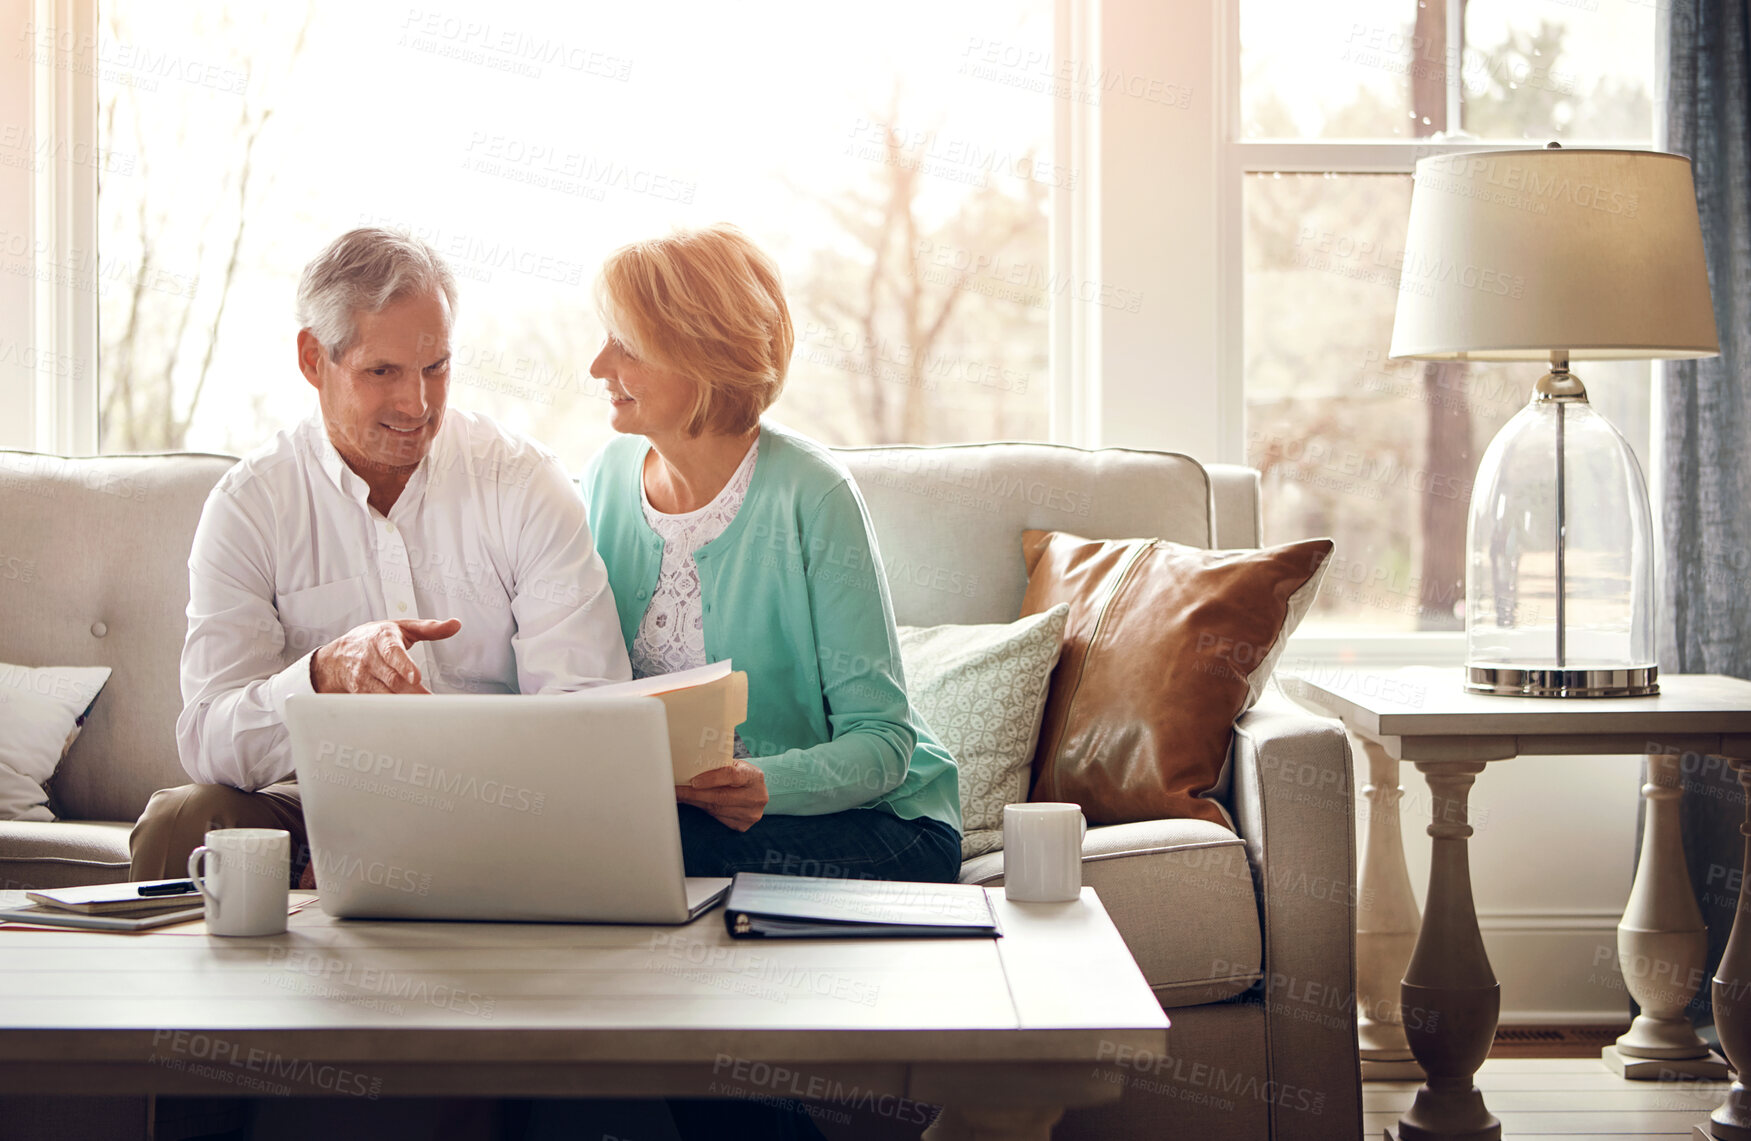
left=0, top=885, right=1166, bottom=1140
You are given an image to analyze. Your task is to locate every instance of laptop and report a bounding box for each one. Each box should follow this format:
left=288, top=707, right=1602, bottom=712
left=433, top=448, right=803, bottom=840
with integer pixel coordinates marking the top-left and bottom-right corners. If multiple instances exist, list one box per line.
left=285, top=694, right=730, bottom=924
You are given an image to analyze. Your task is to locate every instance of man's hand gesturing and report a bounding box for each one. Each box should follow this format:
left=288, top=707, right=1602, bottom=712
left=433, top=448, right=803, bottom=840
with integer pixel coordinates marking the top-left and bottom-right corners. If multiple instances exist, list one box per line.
left=311, top=618, right=461, bottom=694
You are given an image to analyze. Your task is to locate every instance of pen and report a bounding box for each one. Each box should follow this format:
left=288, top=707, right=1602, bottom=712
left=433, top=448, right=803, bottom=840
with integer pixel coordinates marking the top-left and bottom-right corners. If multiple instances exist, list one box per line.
left=138, top=880, right=196, bottom=896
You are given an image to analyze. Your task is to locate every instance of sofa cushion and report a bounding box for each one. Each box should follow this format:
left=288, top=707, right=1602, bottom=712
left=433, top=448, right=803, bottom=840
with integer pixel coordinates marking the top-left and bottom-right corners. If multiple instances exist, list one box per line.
left=834, top=443, right=1212, bottom=628
left=0, top=452, right=237, bottom=823
left=1019, top=531, right=1333, bottom=826
left=0, top=820, right=132, bottom=890
left=959, top=817, right=1261, bottom=1007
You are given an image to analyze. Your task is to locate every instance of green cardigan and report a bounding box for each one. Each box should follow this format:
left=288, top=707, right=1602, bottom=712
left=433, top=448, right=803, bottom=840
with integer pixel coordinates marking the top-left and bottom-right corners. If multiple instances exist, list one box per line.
left=581, top=421, right=961, bottom=832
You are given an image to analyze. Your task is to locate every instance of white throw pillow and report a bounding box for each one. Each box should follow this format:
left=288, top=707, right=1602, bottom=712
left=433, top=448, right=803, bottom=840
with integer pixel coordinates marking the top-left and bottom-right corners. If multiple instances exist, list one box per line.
left=898, top=604, right=1070, bottom=860
left=0, top=664, right=112, bottom=821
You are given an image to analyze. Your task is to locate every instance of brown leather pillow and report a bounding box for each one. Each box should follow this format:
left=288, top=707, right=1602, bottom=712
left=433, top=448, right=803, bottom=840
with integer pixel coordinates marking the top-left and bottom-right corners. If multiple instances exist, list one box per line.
left=1021, top=531, right=1333, bottom=826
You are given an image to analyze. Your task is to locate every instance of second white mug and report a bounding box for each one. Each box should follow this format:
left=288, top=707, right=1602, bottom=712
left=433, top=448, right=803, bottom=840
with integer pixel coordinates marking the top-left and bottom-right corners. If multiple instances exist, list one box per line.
left=187, top=828, right=290, bottom=937
left=1003, top=802, right=1087, bottom=903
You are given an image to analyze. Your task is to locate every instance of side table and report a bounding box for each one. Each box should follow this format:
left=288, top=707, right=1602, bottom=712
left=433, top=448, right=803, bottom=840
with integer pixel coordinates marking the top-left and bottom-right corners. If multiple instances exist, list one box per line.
left=1282, top=667, right=1751, bottom=1141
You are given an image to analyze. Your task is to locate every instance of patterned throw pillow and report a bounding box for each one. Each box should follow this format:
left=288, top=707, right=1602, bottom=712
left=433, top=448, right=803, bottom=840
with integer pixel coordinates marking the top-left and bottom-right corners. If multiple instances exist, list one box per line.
left=898, top=605, right=1070, bottom=860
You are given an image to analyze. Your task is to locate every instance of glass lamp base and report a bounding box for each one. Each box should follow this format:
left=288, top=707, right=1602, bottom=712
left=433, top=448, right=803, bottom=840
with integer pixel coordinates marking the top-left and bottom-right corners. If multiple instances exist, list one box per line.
left=1466, top=665, right=1659, bottom=698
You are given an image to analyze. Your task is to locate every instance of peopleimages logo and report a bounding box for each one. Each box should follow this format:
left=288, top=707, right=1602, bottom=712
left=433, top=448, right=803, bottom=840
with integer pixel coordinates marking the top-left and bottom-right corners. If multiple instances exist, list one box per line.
left=1420, top=154, right=1640, bottom=218
left=18, top=21, right=251, bottom=95
left=317, top=740, right=545, bottom=814
left=0, top=664, right=101, bottom=705
left=912, top=239, right=1145, bottom=314
left=149, top=1030, right=382, bottom=1099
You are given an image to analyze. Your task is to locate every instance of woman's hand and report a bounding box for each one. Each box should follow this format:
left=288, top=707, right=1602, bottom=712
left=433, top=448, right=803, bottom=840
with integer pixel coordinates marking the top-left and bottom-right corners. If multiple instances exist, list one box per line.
left=677, top=759, right=769, bottom=832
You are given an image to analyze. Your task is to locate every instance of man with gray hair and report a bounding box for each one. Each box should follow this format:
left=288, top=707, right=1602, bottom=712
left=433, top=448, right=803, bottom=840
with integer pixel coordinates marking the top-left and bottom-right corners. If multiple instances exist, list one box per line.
left=129, top=227, right=631, bottom=882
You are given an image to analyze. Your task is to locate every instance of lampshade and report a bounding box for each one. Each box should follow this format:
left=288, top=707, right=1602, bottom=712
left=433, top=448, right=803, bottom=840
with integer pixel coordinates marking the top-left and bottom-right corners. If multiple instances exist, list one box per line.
left=1389, top=148, right=1719, bottom=362
left=1387, top=146, right=1720, bottom=698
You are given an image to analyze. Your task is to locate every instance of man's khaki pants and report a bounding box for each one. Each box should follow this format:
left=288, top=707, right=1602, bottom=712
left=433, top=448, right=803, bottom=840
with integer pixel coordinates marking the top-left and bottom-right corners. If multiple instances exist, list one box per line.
left=128, top=782, right=308, bottom=886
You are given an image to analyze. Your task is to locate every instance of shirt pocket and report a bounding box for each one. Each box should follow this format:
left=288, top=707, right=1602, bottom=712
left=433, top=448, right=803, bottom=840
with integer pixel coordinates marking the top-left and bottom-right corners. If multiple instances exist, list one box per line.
left=276, top=576, right=373, bottom=660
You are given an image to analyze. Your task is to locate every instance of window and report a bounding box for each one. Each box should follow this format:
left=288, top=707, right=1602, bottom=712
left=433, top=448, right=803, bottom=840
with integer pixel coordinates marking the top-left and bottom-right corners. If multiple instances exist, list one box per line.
left=93, top=0, right=1054, bottom=468
left=1241, top=0, right=1654, bottom=143
left=14, top=0, right=1666, bottom=657
left=1237, top=0, right=1657, bottom=634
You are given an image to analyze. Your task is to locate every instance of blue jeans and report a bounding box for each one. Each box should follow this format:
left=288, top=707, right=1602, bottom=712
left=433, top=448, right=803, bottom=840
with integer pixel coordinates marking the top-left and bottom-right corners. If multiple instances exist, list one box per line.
left=677, top=804, right=963, bottom=883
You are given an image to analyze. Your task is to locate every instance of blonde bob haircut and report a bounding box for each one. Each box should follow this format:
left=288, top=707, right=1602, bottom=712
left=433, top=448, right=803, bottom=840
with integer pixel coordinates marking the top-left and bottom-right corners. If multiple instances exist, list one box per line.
left=594, top=224, right=794, bottom=438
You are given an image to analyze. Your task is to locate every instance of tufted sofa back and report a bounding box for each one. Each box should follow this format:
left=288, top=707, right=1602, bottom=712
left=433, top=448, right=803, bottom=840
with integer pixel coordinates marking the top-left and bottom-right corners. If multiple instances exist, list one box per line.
left=832, top=442, right=1261, bottom=628
left=0, top=451, right=235, bottom=821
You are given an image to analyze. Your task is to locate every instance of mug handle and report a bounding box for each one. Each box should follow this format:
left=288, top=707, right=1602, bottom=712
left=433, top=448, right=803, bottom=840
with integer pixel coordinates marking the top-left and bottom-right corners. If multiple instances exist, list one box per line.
left=1078, top=811, right=1088, bottom=843
left=188, top=845, right=222, bottom=919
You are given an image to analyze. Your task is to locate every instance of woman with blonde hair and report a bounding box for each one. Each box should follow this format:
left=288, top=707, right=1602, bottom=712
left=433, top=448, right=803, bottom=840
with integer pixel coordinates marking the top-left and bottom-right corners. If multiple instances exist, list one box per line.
left=582, top=223, right=962, bottom=886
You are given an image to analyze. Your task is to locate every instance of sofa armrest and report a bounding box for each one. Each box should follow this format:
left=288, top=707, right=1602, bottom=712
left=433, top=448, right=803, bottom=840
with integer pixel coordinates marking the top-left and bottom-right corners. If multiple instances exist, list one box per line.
left=1229, top=684, right=1362, bottom=1141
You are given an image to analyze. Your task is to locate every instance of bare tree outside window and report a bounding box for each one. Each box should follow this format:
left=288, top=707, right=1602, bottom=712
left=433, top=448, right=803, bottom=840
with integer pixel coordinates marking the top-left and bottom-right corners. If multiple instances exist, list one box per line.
left=95, top=2, right=1054, bottom=467
left=97, top=4, right=315, bottom=453
left=788, top=89, right=1049, bottom=446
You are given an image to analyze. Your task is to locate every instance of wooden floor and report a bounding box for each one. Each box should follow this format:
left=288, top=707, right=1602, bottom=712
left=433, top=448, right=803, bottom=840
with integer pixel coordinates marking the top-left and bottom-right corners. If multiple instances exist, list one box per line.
left=1365, top=1057, right=1730, bottom=1139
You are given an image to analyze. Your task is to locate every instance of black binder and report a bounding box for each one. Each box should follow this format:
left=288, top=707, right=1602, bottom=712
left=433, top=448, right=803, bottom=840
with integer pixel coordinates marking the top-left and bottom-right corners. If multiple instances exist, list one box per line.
left=723, top=872, right=1002, bottom=939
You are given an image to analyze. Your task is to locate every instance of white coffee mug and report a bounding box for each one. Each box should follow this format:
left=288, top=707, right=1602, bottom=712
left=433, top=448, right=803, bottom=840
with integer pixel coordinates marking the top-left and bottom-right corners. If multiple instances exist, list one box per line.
left=187, top=828, right=290, bottom=936
left=1003, top=803, right=1087, bottom=902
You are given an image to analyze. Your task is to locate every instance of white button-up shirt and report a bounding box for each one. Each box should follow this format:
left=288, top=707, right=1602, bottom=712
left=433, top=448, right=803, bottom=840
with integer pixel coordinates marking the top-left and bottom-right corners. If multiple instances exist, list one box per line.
left=177, top=410, right=631, bottom=790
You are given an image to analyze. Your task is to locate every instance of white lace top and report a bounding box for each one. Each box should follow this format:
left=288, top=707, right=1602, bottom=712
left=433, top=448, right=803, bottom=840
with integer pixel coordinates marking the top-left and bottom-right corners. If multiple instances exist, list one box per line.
left=631, top=440, right=759, bottom=758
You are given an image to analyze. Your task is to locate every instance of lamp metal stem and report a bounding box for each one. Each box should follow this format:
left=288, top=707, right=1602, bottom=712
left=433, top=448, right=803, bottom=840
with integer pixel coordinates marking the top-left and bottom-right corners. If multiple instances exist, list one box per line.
left=1556, top=400, right=1566, bottom=668
left=1549, top=349, right=1571, bottom=669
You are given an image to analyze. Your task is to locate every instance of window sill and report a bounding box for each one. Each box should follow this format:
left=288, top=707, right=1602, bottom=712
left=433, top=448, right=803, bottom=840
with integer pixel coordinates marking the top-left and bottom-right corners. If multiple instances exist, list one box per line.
left=1279, top=629, right=1466, bottom=671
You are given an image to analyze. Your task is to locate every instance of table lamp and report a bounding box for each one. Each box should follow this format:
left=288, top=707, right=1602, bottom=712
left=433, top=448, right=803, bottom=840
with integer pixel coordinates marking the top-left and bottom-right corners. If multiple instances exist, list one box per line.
left=1389, top=145, right=1719, bottom=697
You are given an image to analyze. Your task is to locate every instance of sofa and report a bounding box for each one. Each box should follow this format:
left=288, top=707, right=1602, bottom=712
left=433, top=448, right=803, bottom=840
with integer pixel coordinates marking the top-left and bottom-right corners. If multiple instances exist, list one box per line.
left=0, top=442, right=1361, bottom=1141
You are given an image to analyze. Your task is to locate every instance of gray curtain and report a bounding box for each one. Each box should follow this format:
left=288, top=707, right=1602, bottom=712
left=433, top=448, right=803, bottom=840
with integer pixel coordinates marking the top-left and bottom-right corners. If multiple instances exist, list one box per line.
left=1658, top=0, right=1751, bottom=1032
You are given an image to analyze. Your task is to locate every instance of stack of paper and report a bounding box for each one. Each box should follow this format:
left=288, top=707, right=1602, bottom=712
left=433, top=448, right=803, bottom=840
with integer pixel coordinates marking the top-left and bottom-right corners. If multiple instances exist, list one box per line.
left=0, top=880, right=207, bottom=932
left=570, top=661, right=750, bottom=783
